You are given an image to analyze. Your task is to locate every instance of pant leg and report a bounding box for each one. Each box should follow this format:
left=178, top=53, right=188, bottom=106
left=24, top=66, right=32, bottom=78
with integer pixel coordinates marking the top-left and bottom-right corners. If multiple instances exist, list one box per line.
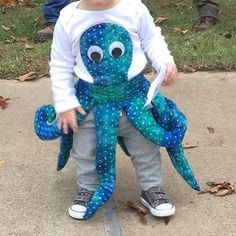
left=118, top=115, right=163, bottom=191
left=70, top=112, right=99, bottom=191
left=43, top=0, right=70, bottom=24
left=193, top=0, right=220, bottom=19
left=71, top=111, right=163, bottom=192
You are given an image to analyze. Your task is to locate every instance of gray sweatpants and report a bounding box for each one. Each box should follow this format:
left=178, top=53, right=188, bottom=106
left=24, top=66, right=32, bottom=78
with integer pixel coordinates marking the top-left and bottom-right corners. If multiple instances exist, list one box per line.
left=70, top=111, right=163, bottom=192
left=193, top=0, right=220, bottom=19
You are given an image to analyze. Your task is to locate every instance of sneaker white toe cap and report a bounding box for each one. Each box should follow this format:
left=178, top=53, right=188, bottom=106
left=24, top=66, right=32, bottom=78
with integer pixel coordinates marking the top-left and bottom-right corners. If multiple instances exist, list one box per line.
left=156, top=203, right=173, bottom=210
left=68, top=205, right=86, bottom=219
left=70, top=204, right=86, bottom=212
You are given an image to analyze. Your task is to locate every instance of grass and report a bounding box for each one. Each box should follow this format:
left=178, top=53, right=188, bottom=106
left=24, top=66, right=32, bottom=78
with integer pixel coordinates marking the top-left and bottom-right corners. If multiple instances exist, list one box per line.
left=0, top=0, right=235, bottom=79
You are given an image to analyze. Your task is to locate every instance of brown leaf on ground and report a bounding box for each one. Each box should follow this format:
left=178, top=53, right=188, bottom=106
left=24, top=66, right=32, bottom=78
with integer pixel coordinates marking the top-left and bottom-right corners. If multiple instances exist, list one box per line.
left=183, top=142, right=198, bottom=149
left=171, top=28, right=189, bottom=35
left=160, top=2, right=171, bottom=9
left=199, top=186, right=212, bottom=194
left=207, top=127, right=215, bottom=133
left=206, top=180, right=225, bottom=186
left=182, top=64, right=197, bottom=73
left=125, top=201, right=149, bottom=225
left=5, top=35, right=17, bottom=44
left=16, top=72, right=36, bottom=81
left=154, top=17, right=168, bottom=25
left=1, top=24, right=15, bottom=31
left=210, top=186, right=219, bottom=193
left=164, top=217, right=170, bottom=225
left=32, top=17, right=39, bottom=27
left=1, top=0, right=14, bottom=7
left=173, top=3, right=187, bottom=8
left=215, top=189, right=229, bottom=196
left=200, top=181, right=235, bottom=196
left=24, top=42, right=34, bottom=50
left=18, top=37, right=28, bottom=43
left=126, top=201, right=149, bottom=215
left=0, top=96, right=10, bottom=110
left=137, top=212, right=147, bottom=225
left=5, top=36, right=29, bottom=44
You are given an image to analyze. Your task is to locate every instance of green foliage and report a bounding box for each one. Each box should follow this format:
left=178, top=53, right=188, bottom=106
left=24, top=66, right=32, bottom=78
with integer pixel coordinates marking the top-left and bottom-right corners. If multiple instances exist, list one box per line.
left=147, top=0, right=236, bottom=71
left=0, top=0, right=235, bottom=79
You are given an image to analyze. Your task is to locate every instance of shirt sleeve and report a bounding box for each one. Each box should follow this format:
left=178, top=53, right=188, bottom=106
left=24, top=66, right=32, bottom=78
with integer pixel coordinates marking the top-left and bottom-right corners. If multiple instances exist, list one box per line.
left=49, top=17, right=80, bottom=113
left=137, top=3, right=175, bottom=72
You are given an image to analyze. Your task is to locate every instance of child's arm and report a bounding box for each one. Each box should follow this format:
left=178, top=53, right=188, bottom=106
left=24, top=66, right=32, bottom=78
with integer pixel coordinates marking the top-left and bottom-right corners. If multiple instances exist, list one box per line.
left=49, top=14, right=85, bottom=133
left=137, top=3, right=178, bottom=85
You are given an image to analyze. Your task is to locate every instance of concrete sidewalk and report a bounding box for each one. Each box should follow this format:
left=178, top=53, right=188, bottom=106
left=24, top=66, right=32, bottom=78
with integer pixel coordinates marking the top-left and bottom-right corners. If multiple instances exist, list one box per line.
left=0, top=72, right=236, bottom=236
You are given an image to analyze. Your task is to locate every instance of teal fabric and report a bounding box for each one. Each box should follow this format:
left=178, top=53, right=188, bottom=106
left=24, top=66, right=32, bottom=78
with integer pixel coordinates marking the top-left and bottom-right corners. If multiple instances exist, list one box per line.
left=34, top=23, right=200, bottom=219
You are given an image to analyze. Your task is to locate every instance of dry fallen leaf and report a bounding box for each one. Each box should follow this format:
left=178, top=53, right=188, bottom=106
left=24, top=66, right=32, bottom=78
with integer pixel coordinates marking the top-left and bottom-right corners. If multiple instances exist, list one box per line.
left=137, top=212, right=147, bottom=225
left=154, top=17, right=168, bottom=25
left=1, top=0, right=14, bottom=7
left=215, top=189, right=229, bottom=196
left=210, top=186, right=219, bottom=193
left=32, top=17, right=39, bottom=27
left=126, top=200, right=149, bottom=215
left=125, top=201, right=149, bottom=225
left=183, top=142, right=198, bottom=149
left=24, top=42, right=34, bottom=50
left=164, top=217, right=170, bottom=225
left=171, top=28, right=189, bottom=35
left=160, top=2, right=171, bottom=9
left=16, top=72, right=36, bottom=81
left=207, top=127, right=215, bottom=133
left=124, top=200, right=171, bottom=225
left=0, top=96, right=10, bottom=109
left=1, top=24, right=15, bottom=31
left=182, top=64, right=197, bottom=73
left=200, top=180, right=235, bottom=196
left=18, top=37, right=28, bottom=43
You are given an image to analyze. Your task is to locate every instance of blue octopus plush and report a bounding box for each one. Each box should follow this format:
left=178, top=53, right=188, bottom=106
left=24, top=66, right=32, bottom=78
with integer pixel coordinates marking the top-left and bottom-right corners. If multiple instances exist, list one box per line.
left=34, top=23, right=200, bottom=219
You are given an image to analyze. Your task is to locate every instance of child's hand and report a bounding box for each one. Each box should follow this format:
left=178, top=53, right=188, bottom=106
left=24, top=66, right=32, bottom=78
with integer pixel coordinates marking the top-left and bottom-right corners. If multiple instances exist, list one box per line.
left=59, top=107, right=86, bottom=134
left=162, top=63, right=178, bottom=86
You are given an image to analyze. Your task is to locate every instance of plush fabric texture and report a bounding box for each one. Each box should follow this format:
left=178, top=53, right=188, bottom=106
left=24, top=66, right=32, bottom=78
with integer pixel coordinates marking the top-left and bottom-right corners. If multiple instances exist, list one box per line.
left=34, top=23, right=200, bottom=219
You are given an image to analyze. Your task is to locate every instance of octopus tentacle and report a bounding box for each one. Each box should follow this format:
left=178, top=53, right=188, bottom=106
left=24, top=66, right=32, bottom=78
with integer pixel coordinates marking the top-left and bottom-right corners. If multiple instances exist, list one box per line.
left=84, top=103, right=120, bottom=219
left=123, top=96, right=185, bottom=147
left=34, top=80, right=95, bottom=170
left=142, top=79, right=200, bottom=191
left=34, top=104, right=62, bottom=140
left=166, top=144, right=200, bottom=191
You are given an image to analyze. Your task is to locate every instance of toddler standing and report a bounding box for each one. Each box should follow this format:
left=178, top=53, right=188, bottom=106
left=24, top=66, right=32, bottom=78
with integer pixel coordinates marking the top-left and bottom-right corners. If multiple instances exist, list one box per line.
left=50, top=0, right=178, bottom=219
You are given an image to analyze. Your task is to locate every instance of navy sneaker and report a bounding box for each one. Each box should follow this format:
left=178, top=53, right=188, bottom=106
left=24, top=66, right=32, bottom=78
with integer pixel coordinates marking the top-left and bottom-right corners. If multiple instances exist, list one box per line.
left=141, top=187, right=175, bottom=217
left=68, top=187, right=94, bottom=219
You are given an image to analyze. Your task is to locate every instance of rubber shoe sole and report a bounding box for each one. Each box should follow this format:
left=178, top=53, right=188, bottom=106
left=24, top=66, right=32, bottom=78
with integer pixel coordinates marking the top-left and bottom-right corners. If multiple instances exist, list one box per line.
left=141, top=197, right=175, bottom=217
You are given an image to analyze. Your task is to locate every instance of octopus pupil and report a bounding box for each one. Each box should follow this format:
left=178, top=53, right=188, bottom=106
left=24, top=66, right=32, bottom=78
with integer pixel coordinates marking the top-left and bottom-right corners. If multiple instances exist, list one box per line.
left=112, top=48, right=122, bottom=58
left=91, top=52, right=101, bottom=62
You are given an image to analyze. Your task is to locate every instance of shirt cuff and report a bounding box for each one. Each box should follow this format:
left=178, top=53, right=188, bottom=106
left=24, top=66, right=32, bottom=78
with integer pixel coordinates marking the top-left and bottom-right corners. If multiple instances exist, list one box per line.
left=54, top=96, right=81, bottom=114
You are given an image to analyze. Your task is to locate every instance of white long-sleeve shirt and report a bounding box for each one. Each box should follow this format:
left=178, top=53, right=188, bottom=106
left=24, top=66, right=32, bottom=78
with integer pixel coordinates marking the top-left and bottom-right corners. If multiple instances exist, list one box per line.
left=50, top=0, right=174, bottom=113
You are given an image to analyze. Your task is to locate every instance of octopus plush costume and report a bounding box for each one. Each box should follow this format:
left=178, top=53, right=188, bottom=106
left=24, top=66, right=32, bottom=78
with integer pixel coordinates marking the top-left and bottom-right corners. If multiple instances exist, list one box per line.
left=34, top=23, right=200, bottom=219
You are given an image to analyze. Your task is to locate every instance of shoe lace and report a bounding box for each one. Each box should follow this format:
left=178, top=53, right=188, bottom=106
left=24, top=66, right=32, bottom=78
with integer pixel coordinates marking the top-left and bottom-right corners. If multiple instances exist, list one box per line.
left=74, top=188, right=94, bottom=205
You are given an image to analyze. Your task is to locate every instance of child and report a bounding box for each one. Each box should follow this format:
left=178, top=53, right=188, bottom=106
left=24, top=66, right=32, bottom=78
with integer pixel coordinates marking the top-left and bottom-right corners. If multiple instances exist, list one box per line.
left=50, top=0, right=178, bottom=219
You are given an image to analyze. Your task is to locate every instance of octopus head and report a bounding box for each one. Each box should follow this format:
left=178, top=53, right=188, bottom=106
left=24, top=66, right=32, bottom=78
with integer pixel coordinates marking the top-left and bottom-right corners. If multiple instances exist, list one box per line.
left=80, top=23, right=133, bottom=85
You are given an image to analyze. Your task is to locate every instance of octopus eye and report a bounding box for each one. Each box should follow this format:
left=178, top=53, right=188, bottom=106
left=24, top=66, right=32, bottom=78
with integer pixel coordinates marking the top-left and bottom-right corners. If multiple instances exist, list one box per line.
left=87, top=46, right=103, bottom=62
left=109, top=42, right=125, bottom=58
